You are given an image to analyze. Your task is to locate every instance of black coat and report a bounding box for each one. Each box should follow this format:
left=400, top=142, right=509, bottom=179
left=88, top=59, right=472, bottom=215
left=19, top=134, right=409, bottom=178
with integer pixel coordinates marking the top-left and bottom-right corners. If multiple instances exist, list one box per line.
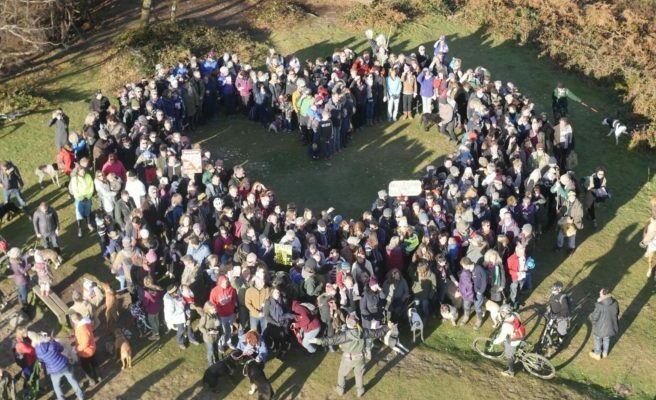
left=590, top=296, right=619, bottom=338
left=33, top=207, right=59, bottom=235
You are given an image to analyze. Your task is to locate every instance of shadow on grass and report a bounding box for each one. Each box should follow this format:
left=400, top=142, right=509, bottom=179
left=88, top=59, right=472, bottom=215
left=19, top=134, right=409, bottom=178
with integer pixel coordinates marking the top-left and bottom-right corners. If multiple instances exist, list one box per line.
left=116, top=357, right=184, bottom=400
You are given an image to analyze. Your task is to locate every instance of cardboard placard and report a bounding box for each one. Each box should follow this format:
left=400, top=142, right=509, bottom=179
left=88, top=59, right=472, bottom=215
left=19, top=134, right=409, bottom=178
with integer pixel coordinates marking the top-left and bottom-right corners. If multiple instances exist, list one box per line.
left=388, top=180, right=422, bottom=197
left=274, top=243, right=293, bottom=266
left=181, top=149, right=203, bottom=175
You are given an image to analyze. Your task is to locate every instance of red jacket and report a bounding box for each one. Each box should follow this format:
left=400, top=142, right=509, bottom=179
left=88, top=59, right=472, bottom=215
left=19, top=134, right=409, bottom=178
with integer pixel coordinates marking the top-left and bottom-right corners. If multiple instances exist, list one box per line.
left=57, top=147, right=74, bottom=175
left=291, top=300, right=321, bottom=332
left=101, top=160, right=127, bottom=180
left=506, top=254, right=521, bottom=283
left=15, top=340, right=36, bottom=366
left=212, top=234, right=234, bottom=257
left=385, top=246, right=404, bottom=272
left=209, top=275, right=237, bottom=317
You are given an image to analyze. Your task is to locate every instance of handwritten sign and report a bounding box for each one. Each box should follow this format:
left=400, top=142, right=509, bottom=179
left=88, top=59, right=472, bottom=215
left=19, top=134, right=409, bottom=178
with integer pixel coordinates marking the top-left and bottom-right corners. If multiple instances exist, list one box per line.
left=388, top=180, right=422, bottom=197
left=274, top=243, right=293, bottom=266
left=181, top=149, right=203, bottom=175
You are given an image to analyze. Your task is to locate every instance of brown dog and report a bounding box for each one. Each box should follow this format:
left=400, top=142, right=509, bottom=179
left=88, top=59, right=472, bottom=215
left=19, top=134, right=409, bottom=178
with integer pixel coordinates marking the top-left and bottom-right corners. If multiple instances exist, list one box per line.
left=101, top=283, right=119, bottom=330
left=29, top=248, right=63, bottom=270
left=114, top=328, right=132, bottom=370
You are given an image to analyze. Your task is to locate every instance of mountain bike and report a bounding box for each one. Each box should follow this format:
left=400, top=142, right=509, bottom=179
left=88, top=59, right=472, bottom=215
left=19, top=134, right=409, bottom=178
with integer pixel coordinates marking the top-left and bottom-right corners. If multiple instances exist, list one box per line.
left=472, top=337, right=556, bottom=379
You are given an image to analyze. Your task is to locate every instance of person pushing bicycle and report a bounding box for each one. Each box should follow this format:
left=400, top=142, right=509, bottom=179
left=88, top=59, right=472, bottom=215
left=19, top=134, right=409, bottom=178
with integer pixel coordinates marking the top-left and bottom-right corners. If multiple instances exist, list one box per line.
left=493, top=304, right=526, bottom=377
left=547, top=282, right=571, bottom=350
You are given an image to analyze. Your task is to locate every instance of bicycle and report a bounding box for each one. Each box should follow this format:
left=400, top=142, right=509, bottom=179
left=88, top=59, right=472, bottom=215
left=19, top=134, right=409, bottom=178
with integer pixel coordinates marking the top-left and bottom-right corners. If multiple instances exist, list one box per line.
left=535, top=311, right=567, bottom=358
left=472, top=337, right=556, bottom=379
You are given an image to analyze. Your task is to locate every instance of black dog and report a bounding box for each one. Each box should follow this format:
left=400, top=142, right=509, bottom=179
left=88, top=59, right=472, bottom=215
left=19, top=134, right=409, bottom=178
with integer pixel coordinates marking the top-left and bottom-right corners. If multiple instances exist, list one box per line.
left=244, top=360, right=274, bottom=400
left=420, top=113, right=441, bottom=132
left=202, top=356, right=236, bottom=390
left=0, top=202, right=21, bottom=226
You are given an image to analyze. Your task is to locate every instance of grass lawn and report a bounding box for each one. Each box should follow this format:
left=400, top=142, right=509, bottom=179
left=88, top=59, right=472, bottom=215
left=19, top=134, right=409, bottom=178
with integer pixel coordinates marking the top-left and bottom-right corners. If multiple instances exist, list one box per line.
left=0, top=10, right=654, bottom=400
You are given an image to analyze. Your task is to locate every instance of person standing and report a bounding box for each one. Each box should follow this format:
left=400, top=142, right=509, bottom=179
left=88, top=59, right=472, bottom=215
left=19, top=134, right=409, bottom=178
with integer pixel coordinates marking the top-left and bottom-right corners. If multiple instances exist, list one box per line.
left=35, top=334, right=85, bottom=400
left=70, top=312, right=100, bottom=386
left=7, top=248, right=31, bottom=310
left=164, top=285, right=197, bottom=349
left=245, top=276, right=270, bottom=334
left=32, top=202, right=61, bottom=254
left=89, top=89, right=110, bottom=124
left=198, top=302, right=220, bottom=366
left=209, top=275, right=238, bottom=351
left=0, top=161, right=28, bottom=213
left=584, top=168, right=608, bottom=228
left=416, top=68, right=435, bottom=115
left=69, top=167, right=95, bottom=238
left=547, top=281, right=571, bottom=352
left=556, top=190, right=584, bottom=254
left=493, top=304, right=525, bottom=377
left=384, top=69, right=401, bottom=122
left=589, top=288, right=620, bottom=360
left=310, top=314, right=390, bottom=398
left=551, top=82, right=582, bottom=121
left=48, top=108, right=69, bottom=152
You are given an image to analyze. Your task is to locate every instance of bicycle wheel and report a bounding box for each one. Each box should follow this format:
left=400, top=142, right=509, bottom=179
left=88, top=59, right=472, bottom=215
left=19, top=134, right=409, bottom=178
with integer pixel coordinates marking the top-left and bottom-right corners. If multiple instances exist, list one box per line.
left=521, top=352, right=556, bottom=379
left=472, top=337, right=504, bottom=360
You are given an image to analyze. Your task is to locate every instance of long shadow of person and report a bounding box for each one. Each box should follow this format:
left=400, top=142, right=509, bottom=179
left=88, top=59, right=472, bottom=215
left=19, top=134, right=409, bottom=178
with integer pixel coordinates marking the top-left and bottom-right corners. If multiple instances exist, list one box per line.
left=115, top=358, right=183, bottom=400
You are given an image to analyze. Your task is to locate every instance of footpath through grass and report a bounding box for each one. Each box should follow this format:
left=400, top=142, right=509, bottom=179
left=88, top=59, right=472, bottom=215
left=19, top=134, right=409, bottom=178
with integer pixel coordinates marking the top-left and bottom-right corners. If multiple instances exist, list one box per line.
left=0, top=13, right=654, bottom=400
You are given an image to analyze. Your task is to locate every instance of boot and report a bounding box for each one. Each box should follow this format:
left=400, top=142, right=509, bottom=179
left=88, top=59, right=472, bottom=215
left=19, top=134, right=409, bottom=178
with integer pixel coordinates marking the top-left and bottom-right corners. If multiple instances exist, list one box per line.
left=459, top=311, right=471, bottom=326
left=474, top=314, right=483, bottom=331
left=86, top=215, right=94, bottom=233
left=76, top=220, right=83, bottom=238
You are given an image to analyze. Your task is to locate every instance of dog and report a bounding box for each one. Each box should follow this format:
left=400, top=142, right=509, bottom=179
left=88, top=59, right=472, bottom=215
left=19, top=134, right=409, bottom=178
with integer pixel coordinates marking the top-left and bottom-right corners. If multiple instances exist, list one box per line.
left=267, top=115, right=283, bottom=133
left=28, top=248, right=63, bottom=270
left=114, top=328, right=132, bottom=370
left=485, top=300, right=502, bottom=328
left=35, top=164, right=60, bottom=188
left=244, top=359, right=274, bottom=400
left=408, top=301, right=425, bottom=343
left=383, top=323, right=410, bottom=355
left=602, top=117, right=629, bottom=145
left=420, top=112, right=441, bottom=132
left=202, top=356, right=236, bottom=390
left=0, top=202, right=21, bottom=227
left=102, top=283, right=119, bottom=330
left=440, top=304, right=459, bottom=327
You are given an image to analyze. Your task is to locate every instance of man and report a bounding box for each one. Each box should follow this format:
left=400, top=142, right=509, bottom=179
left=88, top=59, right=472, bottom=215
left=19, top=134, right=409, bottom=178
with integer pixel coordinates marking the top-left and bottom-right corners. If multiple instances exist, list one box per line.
left=551, top=82, right=582, bottom=121
left=310, top=314, right=390, bottom=397
left=114, top=190, right=135, bottom=232
left=589, top=288, right=619, bottom=360
left=547, top=281, right=571, bottom=352
left=493, top=304, right=525, bottom=377
left=507, top=244, right=528, bottom=310
left=209, top=275, right=238, bottom=351
left=70, top=312, right=100, bottom=386
left=48, top=108, right=69, bottom=151
left=89, top=89, right=110, bottom=123
left=359, top=277, right=385, bottom=359
left=245, top=276, right=271, bottom=334
left=35, top=334, right=85, bottom=400
left=459, top=257, right=486, bottom=329
left=69, top=167, right=95, bottom=238
left=556, top=190, right=584, bottom=254
left=0, top=161, right=28, bottom=212
left=32, top=202, right=60, bottom=253
left=125, top=171, right=146, bottom=207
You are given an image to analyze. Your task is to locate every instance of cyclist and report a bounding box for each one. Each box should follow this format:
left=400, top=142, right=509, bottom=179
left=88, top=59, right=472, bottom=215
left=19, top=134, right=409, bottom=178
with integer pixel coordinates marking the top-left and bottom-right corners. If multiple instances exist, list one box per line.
left=493, top=304, right=525, bottom=377
left=547, top=281, right=571, bottom=350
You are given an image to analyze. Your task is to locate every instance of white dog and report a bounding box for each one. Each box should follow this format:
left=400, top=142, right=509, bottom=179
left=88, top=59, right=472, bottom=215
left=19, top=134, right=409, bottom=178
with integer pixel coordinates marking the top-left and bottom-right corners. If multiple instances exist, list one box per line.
left=485, top=300, right=502, bottom=328
left=384, top=323, right=410, bottom=355
left=440, top=304, right=458, bottom=326
left=602, top=117, right=628, bottom=145
left=35, top=164, right=60, bottom=188
left=408, top=301, right=425, bottom=343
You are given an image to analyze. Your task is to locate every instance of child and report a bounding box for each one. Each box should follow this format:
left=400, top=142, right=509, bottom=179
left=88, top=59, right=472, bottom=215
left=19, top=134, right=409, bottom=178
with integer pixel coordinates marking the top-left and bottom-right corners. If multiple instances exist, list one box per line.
left=33, top=252, right=53, bottom=297
left=279, top=94, right=293, bottom=133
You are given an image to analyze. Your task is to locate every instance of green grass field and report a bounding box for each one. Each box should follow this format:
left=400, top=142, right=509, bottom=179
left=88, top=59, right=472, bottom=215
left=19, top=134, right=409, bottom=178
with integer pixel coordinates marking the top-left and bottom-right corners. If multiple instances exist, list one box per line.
left=1, top=10, right=655, bottom=400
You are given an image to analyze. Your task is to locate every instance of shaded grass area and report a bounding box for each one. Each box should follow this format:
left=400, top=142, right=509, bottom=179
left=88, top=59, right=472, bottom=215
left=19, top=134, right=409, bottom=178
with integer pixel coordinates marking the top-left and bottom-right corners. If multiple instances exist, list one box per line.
left=0, top=12, right=655, bottom=400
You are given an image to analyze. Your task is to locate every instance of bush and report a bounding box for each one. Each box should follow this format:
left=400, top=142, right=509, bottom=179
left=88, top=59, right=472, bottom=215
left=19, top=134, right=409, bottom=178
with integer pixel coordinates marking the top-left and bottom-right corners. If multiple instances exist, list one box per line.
left=459, top=0, right=656, bottom=150
left=101, top=21, right=268, bottom=92
left=628, top=124, right=656, bottom=152
left=344, top=1, right=421, bottom=32
left=0, top=76, right=49, bottom=114
left=244, top=0, right=310, bottom=30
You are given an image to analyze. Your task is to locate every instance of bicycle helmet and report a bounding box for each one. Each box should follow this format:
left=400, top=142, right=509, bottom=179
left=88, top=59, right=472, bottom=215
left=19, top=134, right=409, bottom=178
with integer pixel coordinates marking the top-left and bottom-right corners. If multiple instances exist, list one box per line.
left=551, top=281, right=564, bottom=294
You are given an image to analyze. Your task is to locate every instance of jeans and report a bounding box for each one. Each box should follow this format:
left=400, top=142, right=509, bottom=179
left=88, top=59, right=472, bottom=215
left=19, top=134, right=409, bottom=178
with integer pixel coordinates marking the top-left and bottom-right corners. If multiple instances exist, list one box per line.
left=301, top=327, right=321, bottom=353
left=510, top=280, right=524, bottom=308
left=3, top=188, right=27, bottom=208
left=116, top=274, right=126, bottom=291
left=593, top=336, right=610, bottom=356
left=387, top=97, right=399, bottom=121
left=41, top=232, right=60, bottom=250
left=504, top=341, right=518, bottom=372
left=421, top=96, right=433, bottom=114
left=557, top=230, right=576, bottom=249
left=74, top=198, right=92, bottom=221
left=147, top=313, right=160, bottom=337
left=17, top=284, right=29, bottom=305
left=365, top=100, right=374, bottom=121
left=219, top=314, right=235, bottom=348
left=332, top=126, right=341, bottom=153
left=50, top=366, right=84, bottom=400
left=249, top=316, right=267, bottom=334
left=419, top=298, right=430, bottom=319
left=474, top=293, right=485, bottom=315
left=205, top=340, right=217, bottom=366
left=402, top=94, right=413, bottom=113
left=175, top=323, right=194, bottom=345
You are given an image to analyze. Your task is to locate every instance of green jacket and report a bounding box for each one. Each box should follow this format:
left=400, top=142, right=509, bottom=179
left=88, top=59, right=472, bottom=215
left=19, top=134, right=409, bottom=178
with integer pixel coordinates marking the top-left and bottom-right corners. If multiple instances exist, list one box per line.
left=317, top=326, right=388, bottom=354
left=69, top=173, right=94, bottom=200
left=552, top=88, right=581, bottom=103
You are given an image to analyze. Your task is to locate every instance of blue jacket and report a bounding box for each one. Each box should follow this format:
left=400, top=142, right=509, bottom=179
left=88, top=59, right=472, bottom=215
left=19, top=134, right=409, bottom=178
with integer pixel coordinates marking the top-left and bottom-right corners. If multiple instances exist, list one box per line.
left=237, top=338, right=269, bottom=364
left=417, top=73, right=435, bottom=98
left=35, top=340, right=69, bottom=375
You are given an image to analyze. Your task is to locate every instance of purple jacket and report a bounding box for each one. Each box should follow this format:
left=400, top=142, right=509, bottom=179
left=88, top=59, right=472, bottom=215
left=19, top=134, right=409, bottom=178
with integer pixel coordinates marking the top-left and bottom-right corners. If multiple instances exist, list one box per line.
left=142, top=289, right=164, bottom=315
left=417, top=73, right=435, bottom=98
left=10, top=259, right=31, bottom=286
left=459, top=269, right=475, bottom=302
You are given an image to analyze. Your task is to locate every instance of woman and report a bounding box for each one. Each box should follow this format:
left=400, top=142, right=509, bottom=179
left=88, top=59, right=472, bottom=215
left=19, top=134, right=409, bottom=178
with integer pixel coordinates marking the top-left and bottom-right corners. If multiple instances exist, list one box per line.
left=382, top=268, right=410, bottom=323
left=411, top=262, right=436, bottom=318
left=291, top=300, right=322, bottom=353
left=94, top=171, right=117, bottom=214
left=70, top=312, right=100, bottom=386
left=235, top=70, right=253, bottom=114
left=263, top=286, right=294, bottom=356
left=13, top=327, right=36, bottom=390
left=209, top=275, right=238, bottom=351
left=198, top=301, right=221, bottom=366
left=585, top=168, right=608, bottom=228
left=236, top=330, right=268, bottom=365
left=401, top=66, right=417, bottom=119
left=385, top=68, right=402, bottom=121
left=7, top=247, right=31, bottom=308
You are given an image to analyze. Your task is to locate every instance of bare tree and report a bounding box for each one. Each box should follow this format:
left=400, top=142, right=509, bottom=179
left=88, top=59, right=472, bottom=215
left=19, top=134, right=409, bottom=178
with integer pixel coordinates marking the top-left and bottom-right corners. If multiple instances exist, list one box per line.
left=171, top=0, right=179, bottom=22
left=140, top=0, right=153, bottom=27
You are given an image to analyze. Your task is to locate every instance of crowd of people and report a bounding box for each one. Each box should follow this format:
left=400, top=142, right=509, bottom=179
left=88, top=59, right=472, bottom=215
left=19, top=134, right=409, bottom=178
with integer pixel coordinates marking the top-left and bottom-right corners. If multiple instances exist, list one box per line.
left=0, top=27, right=627, bottom=400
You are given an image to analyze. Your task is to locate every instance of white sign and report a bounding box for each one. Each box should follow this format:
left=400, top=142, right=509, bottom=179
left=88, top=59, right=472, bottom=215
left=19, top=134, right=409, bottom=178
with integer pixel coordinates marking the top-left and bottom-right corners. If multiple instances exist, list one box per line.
left=181, top=149, right=203, bottom=175
left=388, top=180, right=422, bottom=197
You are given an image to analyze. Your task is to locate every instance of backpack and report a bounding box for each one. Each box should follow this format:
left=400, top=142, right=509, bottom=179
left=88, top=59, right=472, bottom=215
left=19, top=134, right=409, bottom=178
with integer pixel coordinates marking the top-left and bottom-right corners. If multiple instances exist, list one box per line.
left=508, top=313, right=526, bottom=340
